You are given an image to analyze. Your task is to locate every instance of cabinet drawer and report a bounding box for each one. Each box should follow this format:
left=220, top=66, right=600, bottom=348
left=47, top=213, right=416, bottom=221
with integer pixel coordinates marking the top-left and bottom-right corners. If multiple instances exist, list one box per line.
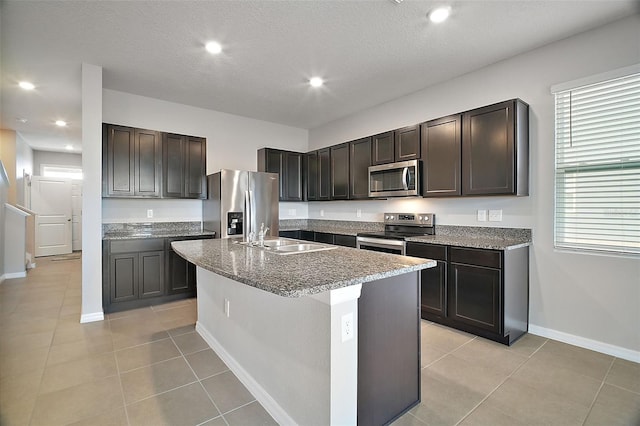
left=109, top=238, right=164, bottom=254
left=406, top=243, right=447, bottom=261
left=450, top=247, right=501, bottom=269
left=314, top=232, right=334, bottom=244
left=334, top=234, right=356, bottom=248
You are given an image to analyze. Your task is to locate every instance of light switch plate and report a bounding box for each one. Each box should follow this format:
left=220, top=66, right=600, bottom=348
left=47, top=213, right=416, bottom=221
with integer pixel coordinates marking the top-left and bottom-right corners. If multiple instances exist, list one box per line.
left=489, top=209, right=503, bottom=222
left=477, top=210, right=487, bottom=222
left=147, top=209, right=153, bottom=218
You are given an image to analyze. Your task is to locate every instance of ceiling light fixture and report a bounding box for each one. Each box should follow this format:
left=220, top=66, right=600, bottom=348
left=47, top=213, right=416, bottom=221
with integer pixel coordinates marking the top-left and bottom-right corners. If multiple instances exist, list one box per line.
left=55, top=120, right=67, bottom=127
left=309, top=77, right=324, bottom=88
left=16, top=117, right=28, bottom=123
left=428, top=6, right=451, bottom=24
left=19, top=81, right=35, bottom=90
left=205, top=41, right=222, bottom=54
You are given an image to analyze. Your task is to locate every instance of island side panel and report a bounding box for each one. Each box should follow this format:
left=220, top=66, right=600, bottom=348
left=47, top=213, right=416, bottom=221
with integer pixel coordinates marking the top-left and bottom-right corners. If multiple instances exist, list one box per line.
left=358, top=271, right=421, bottom=425
left=195, top=267, right=358, bottom=425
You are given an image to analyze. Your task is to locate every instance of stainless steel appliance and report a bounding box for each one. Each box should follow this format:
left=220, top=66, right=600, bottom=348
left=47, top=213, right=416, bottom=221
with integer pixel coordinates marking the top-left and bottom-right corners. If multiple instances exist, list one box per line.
left=357, top=213, right=435, bottom=255
left=203, top=169, right=279, bottom=240
left=368, top=159, right=421, bottom=198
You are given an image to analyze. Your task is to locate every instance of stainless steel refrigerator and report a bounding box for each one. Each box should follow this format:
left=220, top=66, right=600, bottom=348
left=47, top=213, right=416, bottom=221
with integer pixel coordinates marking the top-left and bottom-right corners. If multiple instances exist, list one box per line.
left=203, top=169, right=279, bottom=239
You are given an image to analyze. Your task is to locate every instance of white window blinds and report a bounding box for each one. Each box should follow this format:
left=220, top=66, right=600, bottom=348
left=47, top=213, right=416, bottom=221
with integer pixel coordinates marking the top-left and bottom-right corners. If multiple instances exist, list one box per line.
left=554, top=72, right=640, bottom=255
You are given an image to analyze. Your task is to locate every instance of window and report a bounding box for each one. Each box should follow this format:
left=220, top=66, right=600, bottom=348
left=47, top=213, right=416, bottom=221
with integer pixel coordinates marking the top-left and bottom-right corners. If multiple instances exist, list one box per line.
left=553, top=70, right=640, bottom=255
left=41, top=165, right=83, bottom=180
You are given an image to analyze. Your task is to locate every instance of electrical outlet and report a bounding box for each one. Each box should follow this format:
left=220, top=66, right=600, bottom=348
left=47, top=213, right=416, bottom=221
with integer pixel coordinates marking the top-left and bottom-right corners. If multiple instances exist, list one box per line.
left=356, top=209, right=362, bottom=218
left=147, top=209, right=153, bottom=218
left=489, top=209, right=503, bottom=222
left=320, top=209, right=324, bottom=217
left=341, top=312, right=354, bottom=342
left=224, top=298, right=230, bottom=318
left=477, top=209, right=487, bottom=222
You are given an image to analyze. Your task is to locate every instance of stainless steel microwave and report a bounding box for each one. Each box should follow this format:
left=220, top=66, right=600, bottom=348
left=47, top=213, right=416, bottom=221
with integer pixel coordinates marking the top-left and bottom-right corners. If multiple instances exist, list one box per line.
left=368, top=159, right=421, bottom=198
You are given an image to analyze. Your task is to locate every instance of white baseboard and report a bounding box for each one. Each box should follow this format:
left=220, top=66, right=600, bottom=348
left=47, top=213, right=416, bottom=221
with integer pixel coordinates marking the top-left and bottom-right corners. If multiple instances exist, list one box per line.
left=4, top=271, right=27, bottom=279
left=28, top=263, right=36, bottom=269
left=80, top=311, right=104, bottom=323
left=529, top=324, right=640, bottom=363
left=196, top=322, right=297, bottom=426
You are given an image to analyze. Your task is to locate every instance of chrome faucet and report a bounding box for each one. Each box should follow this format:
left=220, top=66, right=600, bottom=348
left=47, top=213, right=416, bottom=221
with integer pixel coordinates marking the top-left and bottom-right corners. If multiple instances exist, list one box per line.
left=258, top=223, right=269, bottom=247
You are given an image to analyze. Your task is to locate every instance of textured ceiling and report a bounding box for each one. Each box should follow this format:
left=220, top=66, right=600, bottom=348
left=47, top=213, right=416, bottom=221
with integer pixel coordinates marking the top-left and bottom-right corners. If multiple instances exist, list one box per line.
left=1, top=0, right=638, bottom=152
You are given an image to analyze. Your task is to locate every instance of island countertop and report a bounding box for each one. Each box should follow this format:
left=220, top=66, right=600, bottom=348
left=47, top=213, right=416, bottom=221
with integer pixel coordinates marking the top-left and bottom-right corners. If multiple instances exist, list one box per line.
left=171, top=238, right=435, bottom=297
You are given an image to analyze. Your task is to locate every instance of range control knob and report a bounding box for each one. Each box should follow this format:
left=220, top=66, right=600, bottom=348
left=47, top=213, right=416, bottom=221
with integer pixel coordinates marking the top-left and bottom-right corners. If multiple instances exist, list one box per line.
left=423, top=216, right=429, bottom=222
left=389, top=215, right=395, bottom=220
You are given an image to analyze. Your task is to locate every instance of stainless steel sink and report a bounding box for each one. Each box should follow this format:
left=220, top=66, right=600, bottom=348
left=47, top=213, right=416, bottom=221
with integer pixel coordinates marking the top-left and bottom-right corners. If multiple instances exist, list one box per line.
left=262, top=238, right=300, bottom=247
left=272, top=243, right=337, bottom=255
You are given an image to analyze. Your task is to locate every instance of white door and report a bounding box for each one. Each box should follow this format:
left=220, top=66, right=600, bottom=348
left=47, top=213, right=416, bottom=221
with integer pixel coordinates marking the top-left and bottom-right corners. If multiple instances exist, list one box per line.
left=31, top=176, right=72, bottom=257
left=71, top=180, right=82, bottom=251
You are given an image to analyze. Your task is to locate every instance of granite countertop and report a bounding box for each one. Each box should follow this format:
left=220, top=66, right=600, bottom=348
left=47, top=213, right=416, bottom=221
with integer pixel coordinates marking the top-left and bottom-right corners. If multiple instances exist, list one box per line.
left=171, top=238, right=435, bottom=298
left=280, top=219, right=531, bottom=250
left=102, top=221, right=215, bottom=240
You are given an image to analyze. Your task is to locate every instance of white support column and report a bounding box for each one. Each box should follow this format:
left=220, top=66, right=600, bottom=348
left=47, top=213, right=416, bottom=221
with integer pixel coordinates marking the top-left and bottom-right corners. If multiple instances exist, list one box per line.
left=80, top=63, right=104, bottom=323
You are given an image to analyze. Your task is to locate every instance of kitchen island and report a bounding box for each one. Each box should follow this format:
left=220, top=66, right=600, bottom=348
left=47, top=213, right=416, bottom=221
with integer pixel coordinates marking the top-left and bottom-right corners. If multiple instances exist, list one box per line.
left=172, top=238, right=435, bottom=426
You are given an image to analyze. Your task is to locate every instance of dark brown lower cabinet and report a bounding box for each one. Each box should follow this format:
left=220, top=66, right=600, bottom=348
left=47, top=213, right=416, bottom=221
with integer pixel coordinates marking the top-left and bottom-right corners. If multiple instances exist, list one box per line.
left=279, top=230, right=357, bottom=248
left=407, top=242, right=529, bottom=345
left=358, top=272, right=420, bottom=425
left=103, top=235, right=212, bottom=313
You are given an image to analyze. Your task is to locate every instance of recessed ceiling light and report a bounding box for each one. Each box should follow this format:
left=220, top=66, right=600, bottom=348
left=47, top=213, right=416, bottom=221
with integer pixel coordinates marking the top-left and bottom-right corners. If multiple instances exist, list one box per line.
left=55, top=120, right=67, bottom=127
left=19, top=81, right=35, bottom=90
left=428, top=6, right=451, bottom=23
left=309, top=77, right=324, bottom=88
left=205, top=41, right=222, bottom=54
left=65, top=144, right=74, bottom=151
left=16, top=117, right=28, bottom=123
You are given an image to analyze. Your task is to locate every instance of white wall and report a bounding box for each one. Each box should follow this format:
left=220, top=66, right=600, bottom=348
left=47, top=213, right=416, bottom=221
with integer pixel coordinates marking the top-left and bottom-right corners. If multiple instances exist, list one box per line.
left=102, top=89, right=309, bottom=222
left=309, top=15, right=640, bottom=358
left=102, top=199, right=202, bottom=223
left=15, top=133, right=33, bottom=206
left=33, top=150, right=81, bottom=175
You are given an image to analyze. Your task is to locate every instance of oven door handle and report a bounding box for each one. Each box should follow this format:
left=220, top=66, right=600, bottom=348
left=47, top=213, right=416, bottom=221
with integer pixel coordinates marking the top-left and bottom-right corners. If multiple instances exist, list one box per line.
left=356, top=237, right=406, bottom=247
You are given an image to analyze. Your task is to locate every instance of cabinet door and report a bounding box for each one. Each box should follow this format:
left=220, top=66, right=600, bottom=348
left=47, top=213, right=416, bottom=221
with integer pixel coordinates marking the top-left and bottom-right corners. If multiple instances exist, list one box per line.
left=134, top=128, right=162, bottom=197
left=284, top=152, right=303, bottom=201
left=109, top=253, right=138, bottom=303
left=422, top=115, right=461, bottom=197
left=406, top=243, right=448, bottom=319
left=279, top=230, right=301, bottom=239
left=331, top=143, right=350, bottom=200
left=449, top=263, right=502, bottom=334
left=306, top=151, right=319, bottom=201
left=139, top=250, right=165, bottom=298
left=104, top=124, right=135, bottom=197
left=185, top=136, right=207, bottom=199
left=300, top=230, right=315, bottom=241
left=318, top=148, right=331, bottom=200
left=462, top=100, right=515, bottom=195
left=258, top=148, right=285, bottom=199
left=163, top=133, right=185, bottom=198
left=371, top=131, right=394, bottom=165
left=395, top=125, right=420, bottom=161
left=167, top=249, right=194, bottom=294
left=314, top=232, right=334, bottom=244
left=349, top=137, right=371, bottom=199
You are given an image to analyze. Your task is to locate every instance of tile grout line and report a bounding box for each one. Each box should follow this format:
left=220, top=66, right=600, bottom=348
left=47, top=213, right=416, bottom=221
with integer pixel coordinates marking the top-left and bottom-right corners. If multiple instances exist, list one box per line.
left=581, top=356, right=616, bottom=426
left=167, top=330, right=231, bottom=426
left=112, top=319, right=133, bottom=426
left=452, top=337, right=549, bottom=426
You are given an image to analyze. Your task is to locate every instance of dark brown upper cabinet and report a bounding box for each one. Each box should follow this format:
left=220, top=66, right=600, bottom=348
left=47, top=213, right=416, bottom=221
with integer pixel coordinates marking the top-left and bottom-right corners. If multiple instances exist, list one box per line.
left=163, top=134, right=207, bottom=199
left=305, top=151, right=319, bottom=201
left=318, top=148, right=331, bottom=200
left=462, top=99, right=529, bottom=196
left=421, top=115, right=462, bottom=197
left=257, top=148, right=303, bottom=201
left=349, top=137, right=372, bottom=199
left=371, top=125, right=420, bottom=165
left=103, top=124, right=162, bottom=198
left=330, top=143, right=350, bottom=200
left=305, top=148, right=330, bottom=201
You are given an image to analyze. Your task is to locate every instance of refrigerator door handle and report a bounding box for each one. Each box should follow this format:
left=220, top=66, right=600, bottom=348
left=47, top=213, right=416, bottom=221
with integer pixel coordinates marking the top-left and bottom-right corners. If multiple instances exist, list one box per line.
left=245, top=190, right=251, bottom=240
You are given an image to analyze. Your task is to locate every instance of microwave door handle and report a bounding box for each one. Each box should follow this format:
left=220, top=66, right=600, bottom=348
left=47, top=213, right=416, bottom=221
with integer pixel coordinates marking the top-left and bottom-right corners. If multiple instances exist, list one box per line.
left=402, top=167, right=409, bottom=191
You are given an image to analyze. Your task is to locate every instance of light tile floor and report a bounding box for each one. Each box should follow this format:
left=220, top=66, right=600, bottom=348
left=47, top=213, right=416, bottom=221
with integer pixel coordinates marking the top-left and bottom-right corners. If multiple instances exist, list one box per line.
left=1, top=255, right=639, bottom=425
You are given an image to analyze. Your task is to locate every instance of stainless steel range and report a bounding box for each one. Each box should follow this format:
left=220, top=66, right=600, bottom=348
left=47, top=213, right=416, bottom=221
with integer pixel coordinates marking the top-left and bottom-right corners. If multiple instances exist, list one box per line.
left=357, top=213, right=435, bottom=255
